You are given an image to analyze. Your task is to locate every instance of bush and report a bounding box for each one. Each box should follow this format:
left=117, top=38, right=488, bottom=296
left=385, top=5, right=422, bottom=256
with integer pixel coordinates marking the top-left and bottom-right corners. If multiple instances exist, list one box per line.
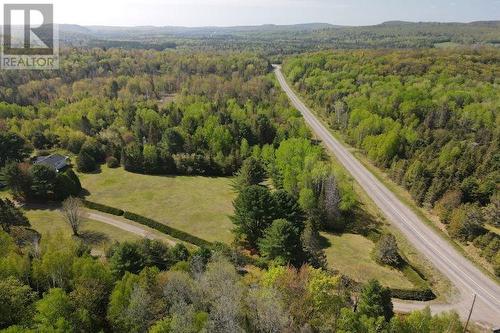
left=123, top=211, right=212, bottom=247
left=390, top=288, right=436, bottom=301
left=373, top=234, right=402, bottom=267
left=80, top=138, right=105, bottom=163
left=106, top=156, right=120, bottom=168
left=82, top=200, right=124, bottom=216
left=168, top=243, right=190, bottom=263
left=76, top=151, right=97, bottom=173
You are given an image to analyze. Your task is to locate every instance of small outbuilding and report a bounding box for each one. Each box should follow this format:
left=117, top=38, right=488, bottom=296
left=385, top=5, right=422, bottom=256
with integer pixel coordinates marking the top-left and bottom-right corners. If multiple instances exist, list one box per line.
left=34, top=154, right=69, bottom=173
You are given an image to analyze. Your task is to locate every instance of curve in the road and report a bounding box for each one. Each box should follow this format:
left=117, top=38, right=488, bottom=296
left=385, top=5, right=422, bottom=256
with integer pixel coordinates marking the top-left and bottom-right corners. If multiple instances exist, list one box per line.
left=273, top=65, right=500, bottom=327
left=85, top=210, right=177, bottom=246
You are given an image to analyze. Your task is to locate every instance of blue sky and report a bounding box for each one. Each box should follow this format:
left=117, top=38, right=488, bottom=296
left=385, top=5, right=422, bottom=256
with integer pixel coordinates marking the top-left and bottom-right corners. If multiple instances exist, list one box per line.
left=3, top=0, right=500, bottom=26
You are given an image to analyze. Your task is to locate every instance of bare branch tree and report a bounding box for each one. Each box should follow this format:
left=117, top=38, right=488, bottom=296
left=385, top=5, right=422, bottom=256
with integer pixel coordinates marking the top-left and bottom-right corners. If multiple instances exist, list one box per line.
left=323, top=174, right=341, bottom=226
left=61, top=196, right=85, bottom=236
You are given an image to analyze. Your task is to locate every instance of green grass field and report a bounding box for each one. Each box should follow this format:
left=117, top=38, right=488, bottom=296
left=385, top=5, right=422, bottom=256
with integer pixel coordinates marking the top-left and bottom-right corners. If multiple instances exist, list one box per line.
left=25, top=208, right=141, bottom=254
left=78, top=166, right=236, bottom=243
left=321, top=232, right=414, bottom=289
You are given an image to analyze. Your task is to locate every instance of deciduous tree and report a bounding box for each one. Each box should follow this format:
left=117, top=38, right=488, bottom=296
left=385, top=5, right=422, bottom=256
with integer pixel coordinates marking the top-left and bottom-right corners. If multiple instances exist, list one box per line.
left=61, top=197, right=85, bottom=236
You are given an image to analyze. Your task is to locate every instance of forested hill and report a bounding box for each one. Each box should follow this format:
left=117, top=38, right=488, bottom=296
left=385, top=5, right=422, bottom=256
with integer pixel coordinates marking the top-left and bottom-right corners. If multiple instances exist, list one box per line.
left=53, top=21, right=500, bottom=53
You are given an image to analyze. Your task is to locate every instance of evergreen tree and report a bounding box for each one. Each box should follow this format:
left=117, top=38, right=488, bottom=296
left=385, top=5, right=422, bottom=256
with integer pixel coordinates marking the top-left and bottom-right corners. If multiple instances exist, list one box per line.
left=231, top=185, right=276, bottom=249
left=233, top=157, right=266, bottom=190
left=258, top=219, right=304, bottom=266
left=0, top=132, right=32, bottom=167
left=0, top=199, right=30, bottom=233
left=301, top=222, right=327, bottom=269
left=30, top=164, right=57, bottom=200
left=76, top=151, right=97, bottom=173
left=108, top=242, right=146, bottom=277
left=357, top=280, right=393, bottom=322
left=3, top=162, right=32, bottom=199
left=272, top=190, right=305, bottom=231
left=122, top=143, right=144, bottom=173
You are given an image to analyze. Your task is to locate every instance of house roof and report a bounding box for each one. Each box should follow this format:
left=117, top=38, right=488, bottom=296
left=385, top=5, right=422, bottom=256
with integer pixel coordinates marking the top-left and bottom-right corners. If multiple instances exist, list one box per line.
left=34, top=154, right=68, bottom=171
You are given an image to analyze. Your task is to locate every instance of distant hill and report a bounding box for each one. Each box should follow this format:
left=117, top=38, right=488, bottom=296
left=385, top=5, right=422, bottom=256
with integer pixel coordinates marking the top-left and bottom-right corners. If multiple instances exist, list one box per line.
left=58, top=22, right=336, bottom=38
left=45, top=21, right=500, bottom=53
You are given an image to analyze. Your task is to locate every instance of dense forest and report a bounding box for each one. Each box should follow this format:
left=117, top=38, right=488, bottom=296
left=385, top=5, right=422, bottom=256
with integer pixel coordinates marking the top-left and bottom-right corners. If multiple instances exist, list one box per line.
left=57, top=21, right=500, bottom=55
left=0, top=47, right=467, bottom=332
left=283, top=48, right=500, bottom=275
left=1, top=50, right=288, bottom=177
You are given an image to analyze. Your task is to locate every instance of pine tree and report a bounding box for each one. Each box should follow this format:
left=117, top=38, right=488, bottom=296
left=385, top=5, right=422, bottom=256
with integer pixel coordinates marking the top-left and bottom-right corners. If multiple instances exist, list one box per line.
left=0, top=199, right=30, bottom=232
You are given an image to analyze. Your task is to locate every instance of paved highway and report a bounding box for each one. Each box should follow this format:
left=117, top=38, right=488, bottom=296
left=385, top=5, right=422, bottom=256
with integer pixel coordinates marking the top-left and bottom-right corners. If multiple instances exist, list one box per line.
left=274, top=65, right=500, bottom=327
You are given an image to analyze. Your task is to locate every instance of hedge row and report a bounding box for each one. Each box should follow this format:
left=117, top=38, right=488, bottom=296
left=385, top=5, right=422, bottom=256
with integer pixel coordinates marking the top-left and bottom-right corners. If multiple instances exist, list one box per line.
left=82, top=200, right=124, bottom=216
left=391, top=288, right=436, bottom=301
left=82, top=199, right=212, bottom=247
left=123, top=211, right=212, bottom=248
left=347, top=277, right=436, bottom=302
left=391, top=263, right=435, bottom=301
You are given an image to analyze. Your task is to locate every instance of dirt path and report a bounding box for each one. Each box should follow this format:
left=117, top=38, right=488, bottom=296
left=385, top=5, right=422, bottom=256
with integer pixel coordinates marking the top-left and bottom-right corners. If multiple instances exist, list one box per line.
left=85, top=210, right=177, bottom=246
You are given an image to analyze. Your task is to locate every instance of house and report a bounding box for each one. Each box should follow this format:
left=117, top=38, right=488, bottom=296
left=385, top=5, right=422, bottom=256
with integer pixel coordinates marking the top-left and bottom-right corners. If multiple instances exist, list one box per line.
left=34, top=154, right=69, bottom=173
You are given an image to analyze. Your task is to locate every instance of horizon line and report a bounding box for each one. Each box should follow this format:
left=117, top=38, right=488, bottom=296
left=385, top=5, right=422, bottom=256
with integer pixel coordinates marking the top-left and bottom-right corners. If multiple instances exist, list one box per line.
left=53, top=19, right=499, bottom=29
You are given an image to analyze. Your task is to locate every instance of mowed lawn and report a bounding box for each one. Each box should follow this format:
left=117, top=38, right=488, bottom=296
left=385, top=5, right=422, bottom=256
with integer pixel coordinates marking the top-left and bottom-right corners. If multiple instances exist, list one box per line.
left=25, top=208, right=141, bottom=254
left=321, top=233, right=414, bottom=289
left=78, top=166, right=236, bottom=243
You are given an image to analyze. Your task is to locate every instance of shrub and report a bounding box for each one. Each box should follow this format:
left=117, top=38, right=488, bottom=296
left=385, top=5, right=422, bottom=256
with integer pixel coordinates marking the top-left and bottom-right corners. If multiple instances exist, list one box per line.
left=390, top=288, right=435, bottom=301
left=82, top=200, right=124, bottom=216
left=123, top=211, right=211, bottom=248
left=80, top=138, right=105, bottom=163
left=106, top=156, right=119, bottom=168
left=81, top=200, right=211, bottom=247
left=373, top=234, right=402, bottom=267
left=168, top=243, right=190, bottom=263
left=76, top=151, right=97, bottom=173
left=173, top=153, right=219, bottom=176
